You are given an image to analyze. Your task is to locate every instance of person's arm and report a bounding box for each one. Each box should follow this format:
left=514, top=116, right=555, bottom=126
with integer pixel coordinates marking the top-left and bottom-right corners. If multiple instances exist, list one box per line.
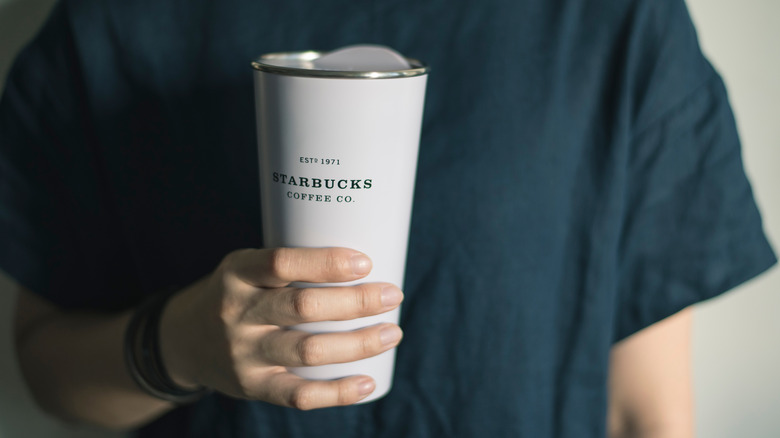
left=607, top=307, right=694, bottom=438
left=13, top=291, right=169, bottom=428
left=13, top=247, right=404, bottom=430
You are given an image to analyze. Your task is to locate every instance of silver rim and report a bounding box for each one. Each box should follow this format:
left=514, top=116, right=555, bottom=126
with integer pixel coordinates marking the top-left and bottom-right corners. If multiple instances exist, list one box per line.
left=251, top=51, right=429, bottom=79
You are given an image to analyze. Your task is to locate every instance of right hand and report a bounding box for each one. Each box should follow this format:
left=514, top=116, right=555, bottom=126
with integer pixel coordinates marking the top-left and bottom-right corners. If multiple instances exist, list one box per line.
left=158, top=247, right=404, bottom=410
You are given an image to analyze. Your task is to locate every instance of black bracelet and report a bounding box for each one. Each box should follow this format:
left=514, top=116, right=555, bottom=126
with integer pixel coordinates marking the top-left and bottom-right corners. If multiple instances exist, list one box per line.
left=124, top=291, right=210, bottom=404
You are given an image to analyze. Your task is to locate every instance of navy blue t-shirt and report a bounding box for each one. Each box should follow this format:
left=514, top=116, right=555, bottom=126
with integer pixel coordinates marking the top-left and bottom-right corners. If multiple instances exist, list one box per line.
left=0, top=0, right=776, bottom=436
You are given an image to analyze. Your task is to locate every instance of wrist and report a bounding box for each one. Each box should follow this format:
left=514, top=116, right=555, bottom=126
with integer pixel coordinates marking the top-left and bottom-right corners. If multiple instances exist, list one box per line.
left=158, top=287, right=203, bottom=390
left=124, top=287, right=209, bottom=403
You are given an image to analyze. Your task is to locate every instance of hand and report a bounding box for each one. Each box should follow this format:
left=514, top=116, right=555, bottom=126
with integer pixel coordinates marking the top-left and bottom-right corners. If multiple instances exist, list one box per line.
left=158, top=247, right=404, bottom=410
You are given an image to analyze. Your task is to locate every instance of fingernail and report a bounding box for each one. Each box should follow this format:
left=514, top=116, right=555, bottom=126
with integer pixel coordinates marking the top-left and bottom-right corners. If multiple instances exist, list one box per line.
left=380, top=325, right=403, bottom=346
left=350, top=254, right=372, bottom=275
left=381, top=286, right=403, bottom=308
left=357, top=377, right=376, bottom=397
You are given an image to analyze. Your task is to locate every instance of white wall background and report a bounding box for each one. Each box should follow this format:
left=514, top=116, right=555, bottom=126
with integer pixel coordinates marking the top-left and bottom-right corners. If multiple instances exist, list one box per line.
left=686, top=1, right=780, bottom=437
left=0, top=0, right=777, bottom=437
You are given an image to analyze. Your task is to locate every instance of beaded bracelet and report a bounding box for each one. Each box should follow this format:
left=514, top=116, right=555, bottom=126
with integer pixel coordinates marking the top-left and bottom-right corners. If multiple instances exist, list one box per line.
left=124, top=291, right=210, bottom=404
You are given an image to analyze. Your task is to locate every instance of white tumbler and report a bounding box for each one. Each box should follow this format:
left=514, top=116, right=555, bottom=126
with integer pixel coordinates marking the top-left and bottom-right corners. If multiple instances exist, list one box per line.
left=252, top=45, right=429, bottom=402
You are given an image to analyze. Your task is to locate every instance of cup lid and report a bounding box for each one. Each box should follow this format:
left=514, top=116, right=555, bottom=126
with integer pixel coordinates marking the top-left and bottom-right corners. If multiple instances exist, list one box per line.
left=251, top=45, right=429, bottom=79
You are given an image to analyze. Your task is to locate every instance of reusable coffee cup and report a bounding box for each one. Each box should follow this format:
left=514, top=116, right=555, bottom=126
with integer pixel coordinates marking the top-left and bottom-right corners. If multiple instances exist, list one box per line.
left=252, top=45, right=429, bottom=402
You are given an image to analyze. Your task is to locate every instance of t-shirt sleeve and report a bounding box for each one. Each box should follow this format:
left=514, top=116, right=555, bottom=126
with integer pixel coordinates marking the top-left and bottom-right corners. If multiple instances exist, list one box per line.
left=613, top=0, right=777, bottom=341
left=0, top=3, right=139, bottom=311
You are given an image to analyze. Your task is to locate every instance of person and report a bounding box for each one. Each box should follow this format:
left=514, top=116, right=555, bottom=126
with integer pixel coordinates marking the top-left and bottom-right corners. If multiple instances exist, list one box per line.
left=0, top=0, right=775, bottom=437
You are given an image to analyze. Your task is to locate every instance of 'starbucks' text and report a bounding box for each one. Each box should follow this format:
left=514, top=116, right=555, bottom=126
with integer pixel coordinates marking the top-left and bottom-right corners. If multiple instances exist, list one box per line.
left=272, top=172, right=373, bottom=190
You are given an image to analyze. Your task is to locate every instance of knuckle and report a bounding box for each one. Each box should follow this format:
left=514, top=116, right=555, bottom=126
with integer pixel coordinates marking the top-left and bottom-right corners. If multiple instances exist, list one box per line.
left=267, top=248, right=292, bottom=278
left=218, top=249, right=253, bottom=290
left=336, top=381, right=354, bottom=406
left=218, top=290, right=244, bottom=324
left=324, top=249, right=347, bottom=275
left=291, top=289, right=320, bottom=320
left=222, top=360, right=258, bottom=400
left=353, top=284, right=376, bottom=314
left=221, top=249, right=250, bottom=274
left=297, top=336, right=325, bottom=366
left=217, top=301, right=233, bottom=326
left=235, top=374, right=256, bottom=399
left=359, top=332, right=378, bottom=356
left=228, top=337, right=246, bottom=362
left=225, top=330, right=252, bottom=367
left=220, top=250, right=240, bottom=270
left=289, top=385, right=316, bottom=411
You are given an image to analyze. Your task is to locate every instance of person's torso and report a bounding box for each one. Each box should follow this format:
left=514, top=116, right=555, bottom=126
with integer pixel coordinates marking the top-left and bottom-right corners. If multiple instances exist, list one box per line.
left=63, top=0, right=665, bottom=436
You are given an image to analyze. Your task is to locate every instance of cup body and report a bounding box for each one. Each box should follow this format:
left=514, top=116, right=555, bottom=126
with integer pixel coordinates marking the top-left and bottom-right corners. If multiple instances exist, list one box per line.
left=252, top=52, right=428, bottom=402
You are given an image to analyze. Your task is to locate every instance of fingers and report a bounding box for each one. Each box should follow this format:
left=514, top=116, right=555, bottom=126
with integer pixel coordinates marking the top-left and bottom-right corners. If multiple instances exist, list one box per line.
left=255, top=372, right=377, bottom=410
left=258, top=323, right=403, bottom=367
left=227, top=247, right=372, bottom=289
left=245, top=283, right=404, bottom=326
left=211, top=247, right=399, bottom=411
